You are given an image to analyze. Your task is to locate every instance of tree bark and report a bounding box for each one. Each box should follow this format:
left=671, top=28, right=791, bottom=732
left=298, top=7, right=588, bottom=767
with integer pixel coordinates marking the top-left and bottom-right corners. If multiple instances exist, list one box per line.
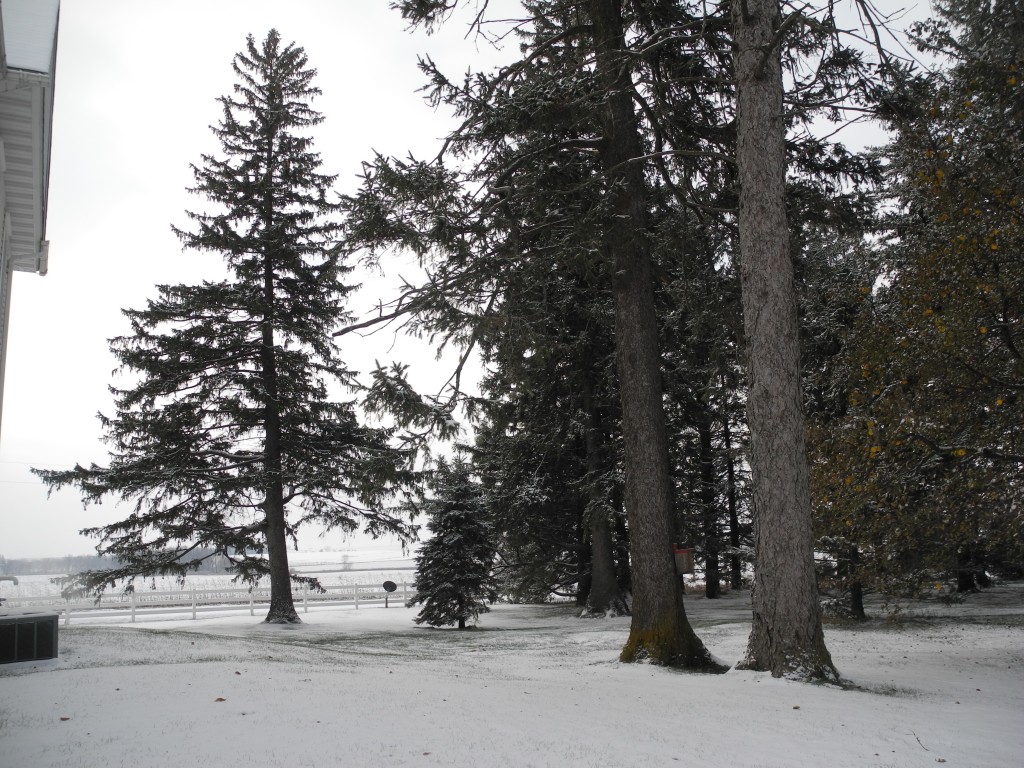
left=261, top=285, right=300, bottom=624
left=732, top=0, right=837, bottom=679
left=723, top=414, right=744, bottom=590
left=848, top=546, right=866, bottom=621
left=588, top=0, right=721, bottom=669
left=581, top=384, right=629, bottom=617
left=697, top=407, right=721, bottom=598
left=260, top=137, right=299, bottom=625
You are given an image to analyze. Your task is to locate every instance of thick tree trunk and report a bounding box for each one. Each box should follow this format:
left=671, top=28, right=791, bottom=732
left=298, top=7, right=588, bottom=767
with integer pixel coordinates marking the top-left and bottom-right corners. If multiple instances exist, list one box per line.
left=697, top=408, right=721, bottom=598
left=589, top=0, right=721, bottom=669
left=732, top=0, right=837, bottom=679
left=585, top=507, right=630, bottom=617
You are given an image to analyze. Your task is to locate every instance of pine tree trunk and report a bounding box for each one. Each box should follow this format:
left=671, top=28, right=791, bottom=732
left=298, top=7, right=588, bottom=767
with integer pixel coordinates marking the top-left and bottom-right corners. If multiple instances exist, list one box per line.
left=588, top=0, right=721, bottom=669
left=261, top=328, right=299, bottom=624
left=581, top=376, right=629, bottom=617
left=732, top=0, right=836, bottom=679
left=848, top=545, right=866, bottom=621
left=576, top=502, right=593, bottom=608
left=613, top=498, right=632, bottom=594
left=261, top=321, right=299, bottom=623
left=259, top=163, right=299, bottom=625
left=723, top=415, right=744, bottom=590
left=698, top=408, right=721, bottom=598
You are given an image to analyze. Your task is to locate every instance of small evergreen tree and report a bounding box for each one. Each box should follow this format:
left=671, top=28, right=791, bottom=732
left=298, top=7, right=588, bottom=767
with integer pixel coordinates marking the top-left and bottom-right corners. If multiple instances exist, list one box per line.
left=410, top=459, right=497, bottom=629
left=34, top=31, right=415, bottom=623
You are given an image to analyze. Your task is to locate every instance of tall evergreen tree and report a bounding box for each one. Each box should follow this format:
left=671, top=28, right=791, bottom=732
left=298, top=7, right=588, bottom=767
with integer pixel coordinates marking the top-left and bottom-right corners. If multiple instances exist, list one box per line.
left=370, top=0, right=880, bottom=669
left=470, top=268, right=629, bottom=613
left=368, top=0, right=725, bottom=669
left=731, top=0, right=839, bottom=679
left=409, top=459, right=498, bottom=629
left=34, top=31, right=415, bottom=623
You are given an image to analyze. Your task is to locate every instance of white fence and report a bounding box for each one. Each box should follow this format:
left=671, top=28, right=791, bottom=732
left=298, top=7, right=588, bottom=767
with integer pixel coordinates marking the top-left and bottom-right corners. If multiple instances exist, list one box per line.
left=1, top=581, right=413, bottom=625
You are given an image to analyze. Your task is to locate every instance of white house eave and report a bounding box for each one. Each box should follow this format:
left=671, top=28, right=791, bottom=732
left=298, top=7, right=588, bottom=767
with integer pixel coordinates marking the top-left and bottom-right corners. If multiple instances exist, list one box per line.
left=0, top=0, right=58, bottom=276
left=0, top=76, right=54, bottom=276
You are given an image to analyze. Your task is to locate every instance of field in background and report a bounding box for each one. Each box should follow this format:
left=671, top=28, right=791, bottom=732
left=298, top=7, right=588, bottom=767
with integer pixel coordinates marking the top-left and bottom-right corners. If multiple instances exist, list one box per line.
left=0, top=547, right=417, bottom=615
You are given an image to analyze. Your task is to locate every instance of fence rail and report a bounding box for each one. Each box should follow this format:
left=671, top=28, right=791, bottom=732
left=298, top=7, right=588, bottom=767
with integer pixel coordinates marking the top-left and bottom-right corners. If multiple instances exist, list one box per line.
left=0, top=581, right=413, bottom=625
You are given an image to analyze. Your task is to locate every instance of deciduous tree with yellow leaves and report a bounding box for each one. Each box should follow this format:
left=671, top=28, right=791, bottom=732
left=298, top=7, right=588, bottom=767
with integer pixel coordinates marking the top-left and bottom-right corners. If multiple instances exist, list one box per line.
left=811, top=0, right=1024, bottom=603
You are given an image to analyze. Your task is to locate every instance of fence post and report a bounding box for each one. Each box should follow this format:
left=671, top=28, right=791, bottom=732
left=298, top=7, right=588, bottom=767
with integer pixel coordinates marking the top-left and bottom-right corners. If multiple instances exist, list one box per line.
left=402, top=581, right=408, bottom=604
left=191, top=588, right=197, bottom=620
left=250, top=589, right=254, bottom=617
left=354, top=585, right=359, bottom=610
left=64, top=603, right=71, bottom=626
left=303, top=584, right=308, bottom=614
left=130, top=591, right=136, bottom=623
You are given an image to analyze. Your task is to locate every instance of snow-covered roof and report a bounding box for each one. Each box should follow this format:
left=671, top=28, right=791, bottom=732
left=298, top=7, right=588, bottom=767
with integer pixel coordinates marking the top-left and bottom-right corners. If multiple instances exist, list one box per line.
left=1, top=0, right=60, bottom=75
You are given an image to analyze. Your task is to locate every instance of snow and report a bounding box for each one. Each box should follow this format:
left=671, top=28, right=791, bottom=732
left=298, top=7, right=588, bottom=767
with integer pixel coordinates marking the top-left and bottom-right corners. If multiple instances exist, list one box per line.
left=2, top=585, right=1022, bottom=767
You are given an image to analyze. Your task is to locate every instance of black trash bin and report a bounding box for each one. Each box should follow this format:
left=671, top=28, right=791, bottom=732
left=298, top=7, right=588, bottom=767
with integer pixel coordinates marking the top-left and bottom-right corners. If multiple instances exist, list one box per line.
left=0, top=611, right=59, bottom=663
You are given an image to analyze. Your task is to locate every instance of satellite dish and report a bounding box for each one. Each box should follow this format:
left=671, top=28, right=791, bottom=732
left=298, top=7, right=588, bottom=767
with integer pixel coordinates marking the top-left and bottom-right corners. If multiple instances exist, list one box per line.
left=382, top=581, right=397, bottom=593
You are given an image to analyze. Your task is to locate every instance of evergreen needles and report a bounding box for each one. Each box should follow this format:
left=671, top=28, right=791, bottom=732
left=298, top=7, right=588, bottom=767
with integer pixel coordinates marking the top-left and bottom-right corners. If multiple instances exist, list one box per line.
left=33, top=31, right=417, bottom=622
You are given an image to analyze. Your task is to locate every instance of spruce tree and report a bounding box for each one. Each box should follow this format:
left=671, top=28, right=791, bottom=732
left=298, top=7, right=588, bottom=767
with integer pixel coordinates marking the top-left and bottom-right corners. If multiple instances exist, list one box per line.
left=376, top=0, right=880, bottom=670
left=410, top=460, right=498, bottom=629
left=34, top=31, right=415, bottom=623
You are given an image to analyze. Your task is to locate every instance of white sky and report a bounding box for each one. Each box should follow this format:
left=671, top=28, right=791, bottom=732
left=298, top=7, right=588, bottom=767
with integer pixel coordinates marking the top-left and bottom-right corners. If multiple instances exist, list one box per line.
left=0, top=0, right=933, bottom=560
left=0, top=0, right=518, bottom=559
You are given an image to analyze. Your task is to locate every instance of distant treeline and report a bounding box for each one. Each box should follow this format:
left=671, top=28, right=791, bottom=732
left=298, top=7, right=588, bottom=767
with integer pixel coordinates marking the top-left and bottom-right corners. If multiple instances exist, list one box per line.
left=0, top=551, right=232, bottom=577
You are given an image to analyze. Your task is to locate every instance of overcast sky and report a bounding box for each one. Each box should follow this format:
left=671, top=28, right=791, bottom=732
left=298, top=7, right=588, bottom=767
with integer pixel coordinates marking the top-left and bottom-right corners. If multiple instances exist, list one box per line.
left=0, top=0, right=518, bottom=559
left=0, top=1, right=933, bottom=561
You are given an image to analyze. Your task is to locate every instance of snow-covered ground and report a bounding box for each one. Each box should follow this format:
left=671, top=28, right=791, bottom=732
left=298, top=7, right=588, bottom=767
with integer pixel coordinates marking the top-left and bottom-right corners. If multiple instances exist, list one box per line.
left=2, top=585, right=1022, bottom=768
